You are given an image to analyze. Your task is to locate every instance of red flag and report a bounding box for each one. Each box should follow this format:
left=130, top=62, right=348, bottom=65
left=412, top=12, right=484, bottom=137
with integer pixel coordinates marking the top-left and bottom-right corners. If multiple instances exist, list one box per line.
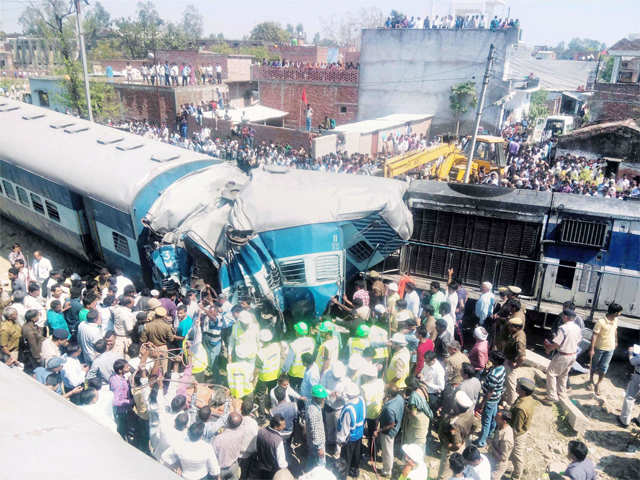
left=301, top=88, right=307, bottom=105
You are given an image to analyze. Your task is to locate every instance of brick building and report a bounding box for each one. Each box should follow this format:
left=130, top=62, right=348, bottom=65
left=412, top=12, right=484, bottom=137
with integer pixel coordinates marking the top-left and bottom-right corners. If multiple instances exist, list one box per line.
left=252, top=66, right=359, bottom=129
left=591, top=37, right=640, bottom=122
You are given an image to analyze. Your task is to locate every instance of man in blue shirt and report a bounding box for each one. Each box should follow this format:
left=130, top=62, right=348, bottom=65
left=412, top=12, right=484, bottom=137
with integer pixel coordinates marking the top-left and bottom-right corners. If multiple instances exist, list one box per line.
left=376, top=387, right=405, bottom=477
left=475, top=282, right=495, bottom=326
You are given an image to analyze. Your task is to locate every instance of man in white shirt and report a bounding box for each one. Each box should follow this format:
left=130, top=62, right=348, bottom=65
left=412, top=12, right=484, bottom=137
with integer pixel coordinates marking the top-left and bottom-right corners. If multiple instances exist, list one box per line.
left=31, top=251, right=53, bottom=295
left=462, top=445, right=491, bottom=480
left=24, top=282, right=46, bottom=327
left=447, top=282, right=459, bottom=321
left=405, top=283, right=421, bottom=318
left=420, top=350, right=445, bottom=411
left=78, top=310, right=103, bottom=364
left=114, top=270, right=134, bottom=297
left=62, top=343, right=87, bottom=388
left=162, top=422, right=220, bottom=480
left=111, top=296, right=136, bottom=357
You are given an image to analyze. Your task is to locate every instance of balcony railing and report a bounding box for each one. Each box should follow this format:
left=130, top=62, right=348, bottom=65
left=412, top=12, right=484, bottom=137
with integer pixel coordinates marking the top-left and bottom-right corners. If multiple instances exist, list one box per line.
left=251, top=65, right=359, bottom=84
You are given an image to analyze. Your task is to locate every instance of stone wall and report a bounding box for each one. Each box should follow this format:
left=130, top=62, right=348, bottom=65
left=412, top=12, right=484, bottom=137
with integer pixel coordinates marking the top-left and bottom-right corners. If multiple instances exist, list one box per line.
left=357, top=28, right=519, bottom=134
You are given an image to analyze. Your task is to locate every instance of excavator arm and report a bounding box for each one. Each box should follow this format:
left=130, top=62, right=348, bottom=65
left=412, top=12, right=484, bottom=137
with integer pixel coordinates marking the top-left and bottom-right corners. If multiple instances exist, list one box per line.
left=383, top=143, right=459, bottom=178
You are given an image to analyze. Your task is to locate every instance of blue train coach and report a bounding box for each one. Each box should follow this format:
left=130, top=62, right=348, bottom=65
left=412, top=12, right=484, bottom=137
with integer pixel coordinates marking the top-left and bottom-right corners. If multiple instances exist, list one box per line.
left=0, top=99, right=215, bottom=284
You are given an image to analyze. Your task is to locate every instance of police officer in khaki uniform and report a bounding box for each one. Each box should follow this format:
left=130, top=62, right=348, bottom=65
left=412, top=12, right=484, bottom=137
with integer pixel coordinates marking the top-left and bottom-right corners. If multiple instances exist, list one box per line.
left=436, top=390, right=475, bottom=480
left=510, top=377, right=537, bottom=480
left=502, top=316, right=527, bottom=407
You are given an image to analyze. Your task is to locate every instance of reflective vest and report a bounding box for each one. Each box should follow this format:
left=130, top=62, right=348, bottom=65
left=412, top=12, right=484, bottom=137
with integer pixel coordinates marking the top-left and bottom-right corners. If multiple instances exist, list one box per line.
left=257, top=342, right=281, bottom=382
left=182, top=337, right=208, bottom=374
left=369, top=325, right=389, bottom=360
left=227, top=361, right=254, bottom=398
left=348, top=337, right=370, bottom=358
left=384, top=347, right=410, bottom=388
left=361, top=379, right=385, bottom=419
left=288, top=336, right=315, bottom=378
left=339, top=396, right=365, bottom=442
left=316, top=337, right=339, bottom=367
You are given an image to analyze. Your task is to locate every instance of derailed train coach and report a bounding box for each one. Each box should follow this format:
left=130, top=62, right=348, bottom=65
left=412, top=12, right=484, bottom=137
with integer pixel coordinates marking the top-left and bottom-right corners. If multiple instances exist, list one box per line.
left=142, top=166, right=413, bottom=318
left=403, top=181, right=640, bottom=327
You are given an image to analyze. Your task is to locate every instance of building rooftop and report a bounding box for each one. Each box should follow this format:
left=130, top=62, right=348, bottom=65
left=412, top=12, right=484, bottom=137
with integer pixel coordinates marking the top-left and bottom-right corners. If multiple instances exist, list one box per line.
left=608, top=37, right=640, bottom=54
left=559, top=118, right=640, bottom=140
left=333, top=113, right=433, bottom=135
left=505, top=44, right=595, bottom=91
left=202, top=104, right=288, bottom=123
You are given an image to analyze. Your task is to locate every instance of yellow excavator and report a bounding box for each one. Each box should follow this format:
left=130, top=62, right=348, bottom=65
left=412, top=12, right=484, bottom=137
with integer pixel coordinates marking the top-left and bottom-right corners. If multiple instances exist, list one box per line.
left=383, top=135, right=507, bottom=181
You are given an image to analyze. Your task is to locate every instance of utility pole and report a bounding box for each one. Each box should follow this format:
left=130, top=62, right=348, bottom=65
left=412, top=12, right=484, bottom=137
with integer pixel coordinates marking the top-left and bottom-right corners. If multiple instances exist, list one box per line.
left=463, top=43, right=495, bottom=183
left=74, top=0, right=93, bottom=122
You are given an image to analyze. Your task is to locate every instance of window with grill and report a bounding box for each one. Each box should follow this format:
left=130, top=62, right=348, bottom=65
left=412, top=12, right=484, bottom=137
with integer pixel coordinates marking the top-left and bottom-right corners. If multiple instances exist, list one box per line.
left=2, top=180, right=16, bottom=201
left=112, top=231, right=131, bottom=257
left=30, top=193, right=44, bottom=214
left=348, top=241, right=375, bottom=263
left=279, top=259, right=306, bottom=284
left=559, top=219, right=608, bottom=248
left=315, top=254, right=340, bottom=282
left=16, top=186, right=30, bottom=207
left=45, top=201, right=60, bottom=222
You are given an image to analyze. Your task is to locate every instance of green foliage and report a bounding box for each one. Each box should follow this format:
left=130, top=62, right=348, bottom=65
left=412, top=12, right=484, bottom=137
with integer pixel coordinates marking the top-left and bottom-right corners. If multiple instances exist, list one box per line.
left=450, top=82, right=478, bottom=135
left=249, top=22, right=291, bottom=44
left=57, top=78, right=124, bottom=122
left=83, top=2, right=112, bottom=51
left=181, top=4, right=203, bottom=48
left=553, top=37, right=605, bottom=60
left=206, top=42, right=276, bottom=61
left=598, top=56, right=615, bottom=82
left=89, top=38, right=124, bottom=61
left=529, top=89, right=549, bottom=122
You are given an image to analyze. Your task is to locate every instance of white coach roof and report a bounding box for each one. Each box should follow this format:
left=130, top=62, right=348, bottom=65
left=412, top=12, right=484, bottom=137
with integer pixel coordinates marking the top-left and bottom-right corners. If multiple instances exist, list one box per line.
left=0, top=99, right=213, bottom=212
left=0, top=362, right=182, bottom=480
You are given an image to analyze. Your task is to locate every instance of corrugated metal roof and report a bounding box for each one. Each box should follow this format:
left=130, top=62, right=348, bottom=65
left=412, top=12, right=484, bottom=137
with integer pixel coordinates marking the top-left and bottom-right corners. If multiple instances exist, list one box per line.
left=333, top=113, right=434, bottom=135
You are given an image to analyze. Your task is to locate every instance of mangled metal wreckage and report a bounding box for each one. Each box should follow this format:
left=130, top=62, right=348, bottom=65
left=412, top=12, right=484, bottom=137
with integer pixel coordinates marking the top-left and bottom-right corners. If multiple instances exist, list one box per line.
left=143, top=164, right=413, bottom=317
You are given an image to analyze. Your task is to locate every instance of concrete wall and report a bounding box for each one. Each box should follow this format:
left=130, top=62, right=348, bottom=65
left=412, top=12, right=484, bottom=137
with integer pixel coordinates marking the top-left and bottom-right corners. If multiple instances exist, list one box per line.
left=28, top=77, right=66, bottom=112
left=114, top=83, right=178, bottom=124
left=357, top=28, right=519, bottom=134
left=312, top=134, right=337, bottom=159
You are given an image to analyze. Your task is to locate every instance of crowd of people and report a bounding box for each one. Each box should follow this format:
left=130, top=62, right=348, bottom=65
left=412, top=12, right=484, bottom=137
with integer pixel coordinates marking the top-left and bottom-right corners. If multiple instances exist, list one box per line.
left=3, top=240, right=634, bottom=480
left=119, top=62, right=224, bottom=86
left=383, top=13, right=520, bottom=31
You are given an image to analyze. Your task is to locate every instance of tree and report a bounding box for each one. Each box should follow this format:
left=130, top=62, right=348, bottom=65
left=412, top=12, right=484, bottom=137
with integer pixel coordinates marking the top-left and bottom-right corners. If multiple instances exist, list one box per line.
left=83, top=2, right=112, bottom=51
left=598, top=55, right=615, bottom=82
left=529, top=89, right=549, bottom=122
left=320, top=7, right=384, bottom=48
left=249, top=22, right=291, bottom=44
left=181, top=4, right=203, bottom=48
left=58, top=80, right=124, bottom=122
left=449, top=82, right=478, bottom=136
left=553, top=38, right=605, bottom=60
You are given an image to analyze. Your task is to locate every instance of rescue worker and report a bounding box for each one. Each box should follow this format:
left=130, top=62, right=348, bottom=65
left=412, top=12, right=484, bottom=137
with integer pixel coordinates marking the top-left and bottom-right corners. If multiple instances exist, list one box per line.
left=502, top=316, right=527, bottom=408
left=227, top=343, right=256, bottom=399
left=283, top=321, right=315, bottom=391
left=305, top=385, right=328, bottom=469
left=228, top=305, right=259, bottom=363
left=385, top=333, right=411, bottom=389
left=510, top=377, right=537, bottom=480
left=360, top=363, right=384, bottom=455
left=337, top=382, right=366, bottom=478
left=369, top=315, right=389, bottom=367
left=436, top=390, right=475, bottom=480
left=183, top=316, right=207, bottom=382
left=254, top=329, right=282, bottom=422
left=348, top=324, right=370, bottom=358
left=316, top=320, right=339, bottom=372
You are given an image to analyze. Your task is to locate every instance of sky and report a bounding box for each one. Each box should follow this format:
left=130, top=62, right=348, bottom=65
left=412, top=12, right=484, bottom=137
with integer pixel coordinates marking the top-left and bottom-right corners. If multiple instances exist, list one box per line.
left=1, top=0, right=639, bottom=47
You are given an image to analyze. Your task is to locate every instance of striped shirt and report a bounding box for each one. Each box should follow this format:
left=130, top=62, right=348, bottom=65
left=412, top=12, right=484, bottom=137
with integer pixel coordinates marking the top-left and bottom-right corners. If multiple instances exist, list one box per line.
left=482, top=365, right=506, bottom=403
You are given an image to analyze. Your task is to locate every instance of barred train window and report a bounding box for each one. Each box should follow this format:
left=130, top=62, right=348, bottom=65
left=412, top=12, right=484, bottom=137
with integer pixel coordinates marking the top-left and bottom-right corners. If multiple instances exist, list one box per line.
left=112, top=231, right=131, bottom=257
left=16, top=186, right=30, bottom=207
left=30, top=193, right=45, bottom=214
left=45, top=201, right=60, bottom=222
left=2, top=180, right=16, bottom=201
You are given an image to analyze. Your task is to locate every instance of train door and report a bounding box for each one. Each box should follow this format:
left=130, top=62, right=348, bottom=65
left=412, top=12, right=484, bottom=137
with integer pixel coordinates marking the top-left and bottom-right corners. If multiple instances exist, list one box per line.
left=542, top=258, right=576, bottom=304
left=72, top=193, right=104, bottom=262
left=572, top=262, right=601, bottom=309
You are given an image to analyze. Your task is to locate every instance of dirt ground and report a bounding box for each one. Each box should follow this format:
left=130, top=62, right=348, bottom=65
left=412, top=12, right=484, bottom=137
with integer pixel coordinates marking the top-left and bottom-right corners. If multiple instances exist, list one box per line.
left=2, top=216, right=639, bottom=479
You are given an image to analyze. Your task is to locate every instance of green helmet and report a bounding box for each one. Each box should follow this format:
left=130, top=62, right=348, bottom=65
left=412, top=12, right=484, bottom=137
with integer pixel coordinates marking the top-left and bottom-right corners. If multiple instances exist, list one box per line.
left=293, top=321, right=309, bottom=336
left=318, top=320, right=334, bottom=333
left=355, top=324, right=370, bottom=338
left=311, top=384, right=328, bottom=398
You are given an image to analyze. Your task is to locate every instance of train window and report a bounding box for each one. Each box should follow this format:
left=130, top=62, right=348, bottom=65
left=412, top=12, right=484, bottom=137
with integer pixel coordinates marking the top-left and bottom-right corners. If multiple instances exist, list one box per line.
left=2, top=180, right=16, bottom=201
left=112, top=231, right=131, bottom=257
left=556, top=260, right=576, bottom=290
left=30, top=193, right=45, bottom=214
left=16, top=186, right=30, bottom=207
left=45, top=201, right=60, bottom=222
